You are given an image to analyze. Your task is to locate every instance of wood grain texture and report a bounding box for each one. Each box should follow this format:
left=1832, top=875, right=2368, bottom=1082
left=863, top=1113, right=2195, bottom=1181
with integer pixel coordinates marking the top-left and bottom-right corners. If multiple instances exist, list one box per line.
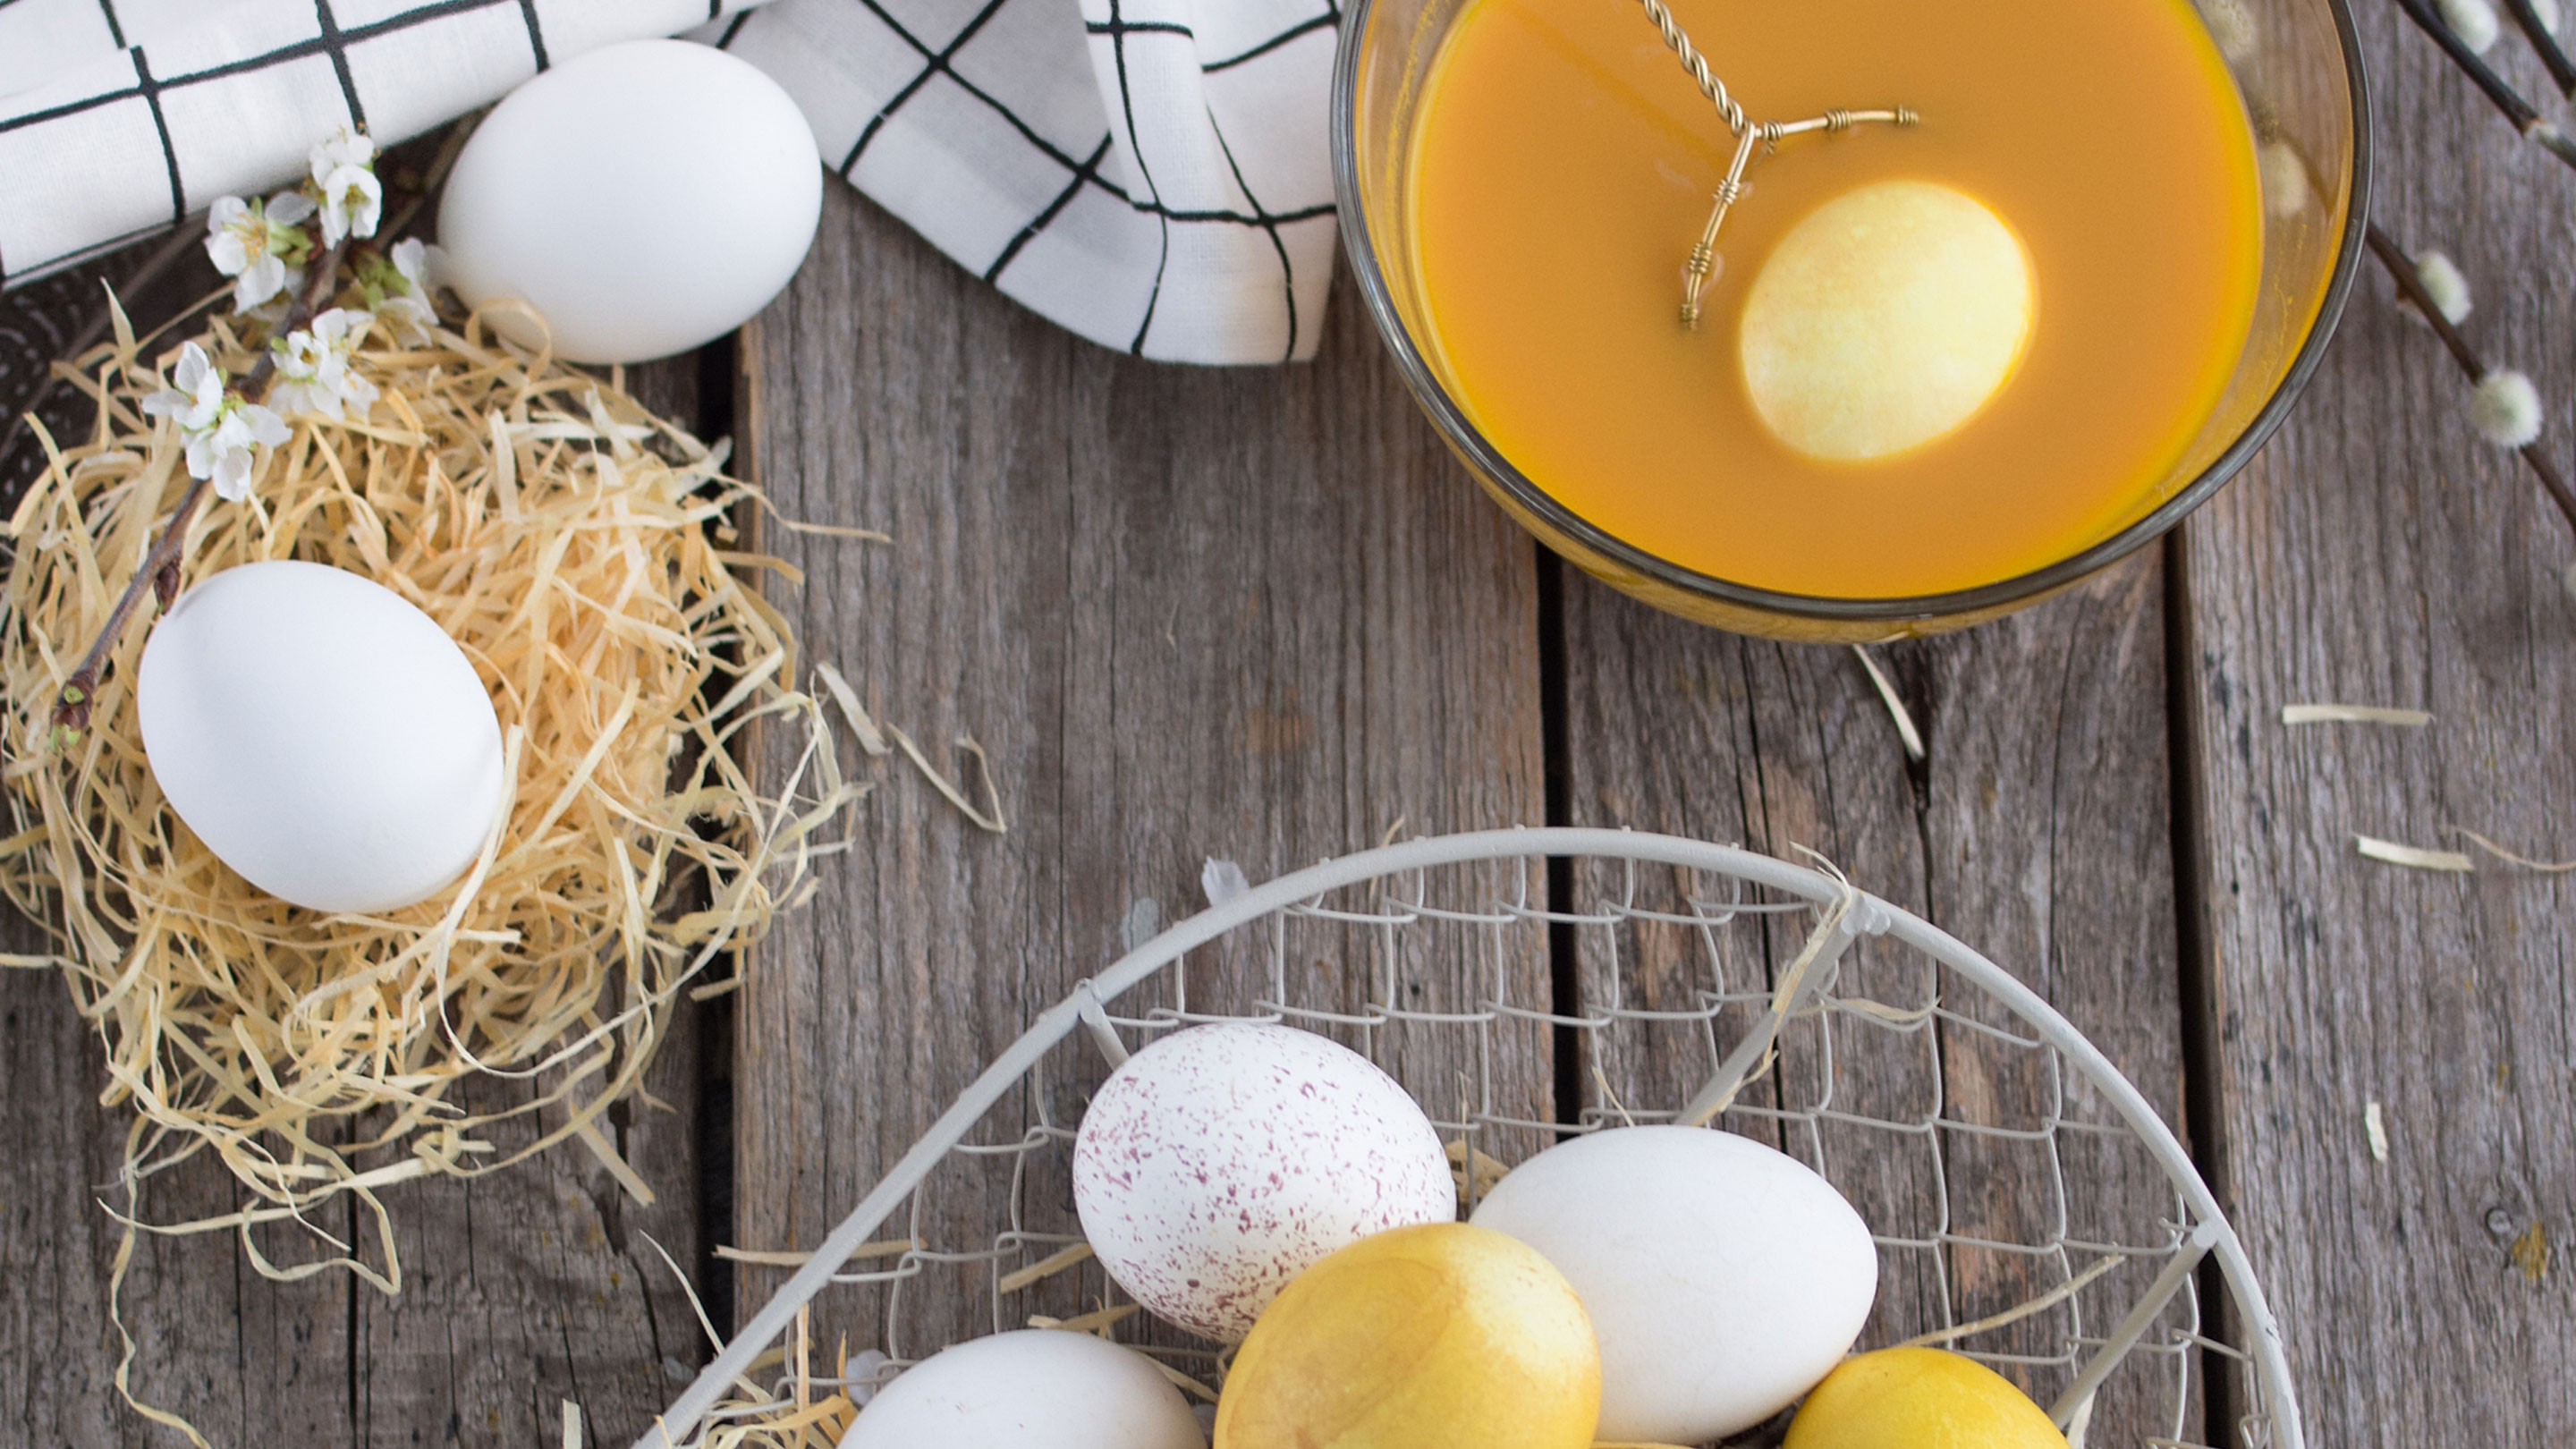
left=731, top=183, right=1547, bottom=1356
left=2175, top=11, right=2576, bottom=1448
left=0, top=264, right=710, bottom=1445
left=0, top=235, right=213, bottom=508
left=1561, top=550, right=2195, bottom=1442
left=335, top=348, right=718, bottom=1449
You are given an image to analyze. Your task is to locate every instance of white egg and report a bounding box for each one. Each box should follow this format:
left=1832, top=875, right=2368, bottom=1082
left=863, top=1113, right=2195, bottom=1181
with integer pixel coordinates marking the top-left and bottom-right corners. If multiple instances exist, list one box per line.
left=838, top=1330, right=1205, bottom=1449
left=1469, top=1124, right=1879, bottom=1444
left=436, top=39, right=822, bottom=363
left=1072, top=1022, right=1454, bottom=1342
left=137, top=561, right=505, bottom=914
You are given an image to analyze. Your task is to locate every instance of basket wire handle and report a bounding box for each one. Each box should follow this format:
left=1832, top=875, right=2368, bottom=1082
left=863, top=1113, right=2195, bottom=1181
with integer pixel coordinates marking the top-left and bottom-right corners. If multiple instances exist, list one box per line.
left=640, top=993, right=1098, bottom=1447
left=2048, top=1218, right=2224, bottom=1428
left=1074, top=979, right=1131, bottom=1068
left=1681, top=866, right=1867, bottom=1126
left=635, top=828, right=2306, bottom=1449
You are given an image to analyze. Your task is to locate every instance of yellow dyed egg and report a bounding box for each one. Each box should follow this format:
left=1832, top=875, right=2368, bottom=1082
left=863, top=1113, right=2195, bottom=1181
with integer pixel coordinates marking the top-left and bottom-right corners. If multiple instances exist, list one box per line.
left=1784, top=1347, right=2071, bottom=1449
left=1739, top=179, right=2037, bottom=462
left=1214, top=1223, right=1599, bottom=1449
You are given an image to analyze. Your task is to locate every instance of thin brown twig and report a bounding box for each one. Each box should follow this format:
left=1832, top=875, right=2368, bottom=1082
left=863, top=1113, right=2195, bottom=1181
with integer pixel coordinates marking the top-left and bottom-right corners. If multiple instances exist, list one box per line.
left=2364, top=220, right=2576, bottom=538
left=2391, top=0, right=2576, bottom=168
left=5, top=118, right=470, bottom=492
left=36, top=119, right=477, bottom=747
left=379, top=115, right=477, bottom=242
left=47, top=234, right=352, bottom=741
left=2500, top=0, right=2576, bottom=97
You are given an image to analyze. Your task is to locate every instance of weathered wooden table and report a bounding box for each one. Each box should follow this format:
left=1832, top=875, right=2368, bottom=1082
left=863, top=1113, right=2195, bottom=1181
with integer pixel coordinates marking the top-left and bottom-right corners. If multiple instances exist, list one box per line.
left=4, top=7, right=2572, bottom=1445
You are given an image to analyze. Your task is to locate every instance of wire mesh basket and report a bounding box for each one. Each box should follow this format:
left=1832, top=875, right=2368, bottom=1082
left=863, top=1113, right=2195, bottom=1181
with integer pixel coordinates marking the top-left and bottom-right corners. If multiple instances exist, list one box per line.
left=644, top=827, right=2298, bottom=1449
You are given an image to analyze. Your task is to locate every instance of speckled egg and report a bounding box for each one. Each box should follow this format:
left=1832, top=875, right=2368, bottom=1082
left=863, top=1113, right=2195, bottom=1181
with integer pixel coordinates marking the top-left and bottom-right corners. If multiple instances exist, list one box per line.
left=1072, top=1022, right=1455, bottom=1342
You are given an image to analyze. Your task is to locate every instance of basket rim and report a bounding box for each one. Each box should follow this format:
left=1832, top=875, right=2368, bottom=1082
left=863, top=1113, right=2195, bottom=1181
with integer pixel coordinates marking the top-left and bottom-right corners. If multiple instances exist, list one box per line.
left=647, top=826, right=2299, bottom=1449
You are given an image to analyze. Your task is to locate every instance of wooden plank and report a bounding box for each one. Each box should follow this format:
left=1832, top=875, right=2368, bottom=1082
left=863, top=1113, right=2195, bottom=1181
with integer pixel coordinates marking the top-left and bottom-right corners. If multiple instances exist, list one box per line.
left=351, top=1001, right=708, bottom=1448
left=731, top=183, right=1547, bottom=1358
left=0, top=253, right=711, bottom=1447
left=352, top=350, right=714, bottom=1449
left=2175, top=13, right=2576, bottom=1449
left=2, top=238, right=360, bottom=1449
left=0, top=245, right=127, bottom=1449
left=1562, top=550, right=2196, bottom=1444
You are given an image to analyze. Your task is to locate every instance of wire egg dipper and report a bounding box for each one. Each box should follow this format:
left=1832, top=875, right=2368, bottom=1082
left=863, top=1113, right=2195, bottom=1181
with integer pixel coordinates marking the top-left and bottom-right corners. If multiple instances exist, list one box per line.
left=1637, top=0, right=1919, bottom=328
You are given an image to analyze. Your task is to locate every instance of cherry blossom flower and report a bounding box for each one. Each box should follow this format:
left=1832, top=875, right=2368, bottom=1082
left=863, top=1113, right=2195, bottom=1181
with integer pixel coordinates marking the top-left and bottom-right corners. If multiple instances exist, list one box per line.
left=359, top=237, right=437, bottom=346
left=309, top=126, right=382, bottom=247
left=139, top=342, right=225, bottom=433
left=139, top=343, right=291, bottom=501
left=268, top=309, right=381, bottom=421
left=205, top=192, right=316, bottom=312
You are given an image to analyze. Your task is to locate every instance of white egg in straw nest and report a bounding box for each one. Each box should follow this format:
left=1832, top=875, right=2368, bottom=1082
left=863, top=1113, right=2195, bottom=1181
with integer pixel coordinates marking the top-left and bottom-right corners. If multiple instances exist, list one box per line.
left=0, top=283, right=910, bottom=1364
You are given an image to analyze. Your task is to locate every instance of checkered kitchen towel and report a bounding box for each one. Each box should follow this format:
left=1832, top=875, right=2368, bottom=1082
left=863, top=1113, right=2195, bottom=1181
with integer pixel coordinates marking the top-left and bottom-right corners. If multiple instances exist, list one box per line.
left=702, top=0, right=1339, bottom=362
left=0, top=0, right=1341, bottom=364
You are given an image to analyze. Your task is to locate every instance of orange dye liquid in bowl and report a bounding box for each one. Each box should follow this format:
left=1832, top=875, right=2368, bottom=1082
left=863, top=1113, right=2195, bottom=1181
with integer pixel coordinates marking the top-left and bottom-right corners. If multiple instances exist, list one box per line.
left=1407, top=0, right=2264, bottom=598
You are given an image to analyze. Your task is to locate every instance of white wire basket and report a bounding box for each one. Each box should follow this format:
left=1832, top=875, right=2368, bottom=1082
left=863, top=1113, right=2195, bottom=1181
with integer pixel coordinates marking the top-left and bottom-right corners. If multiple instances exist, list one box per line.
left=643, top=827, right=2299, bottom=1449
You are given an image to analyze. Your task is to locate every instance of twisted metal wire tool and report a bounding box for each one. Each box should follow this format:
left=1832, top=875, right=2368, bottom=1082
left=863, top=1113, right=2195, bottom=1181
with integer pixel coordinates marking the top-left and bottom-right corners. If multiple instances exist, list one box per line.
left=1637, top=0, right=1919, bottom=326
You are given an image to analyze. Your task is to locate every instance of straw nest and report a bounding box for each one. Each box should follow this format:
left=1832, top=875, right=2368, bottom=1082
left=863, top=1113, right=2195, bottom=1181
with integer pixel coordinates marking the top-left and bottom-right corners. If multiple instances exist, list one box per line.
left=0, top=297, right=864, bottom=1292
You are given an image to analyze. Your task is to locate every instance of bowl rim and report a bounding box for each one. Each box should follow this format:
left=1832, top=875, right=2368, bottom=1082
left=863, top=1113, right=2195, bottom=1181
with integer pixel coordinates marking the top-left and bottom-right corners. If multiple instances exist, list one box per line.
left=1330, top=0, right=2376, bottom=624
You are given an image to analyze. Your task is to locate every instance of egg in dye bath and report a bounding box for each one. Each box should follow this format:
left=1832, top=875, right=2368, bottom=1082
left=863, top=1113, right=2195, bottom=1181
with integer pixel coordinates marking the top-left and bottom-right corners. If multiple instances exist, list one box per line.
left=1405, top=0, right=2266, bottom=597
left=1469, top=1124, right=1880, bottom=1445
left=138, top=561, right=506, bottom=915
left=436, top=39, right=823, bottom=363
left=1072, top=1021, right=1455, bottom=1342
left=1739, top=179, right=2038, bottom=462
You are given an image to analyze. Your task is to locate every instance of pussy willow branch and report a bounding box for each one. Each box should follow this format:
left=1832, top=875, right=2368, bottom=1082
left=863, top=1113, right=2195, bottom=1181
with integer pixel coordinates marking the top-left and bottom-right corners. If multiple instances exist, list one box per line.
left=2391, top=0, right=2576, bottom=168
left=2500, top=0, right=2576, bottom=97
left=47, top=237, right=351, bottom=741
left=2364, top=221, right=2576, bottom=538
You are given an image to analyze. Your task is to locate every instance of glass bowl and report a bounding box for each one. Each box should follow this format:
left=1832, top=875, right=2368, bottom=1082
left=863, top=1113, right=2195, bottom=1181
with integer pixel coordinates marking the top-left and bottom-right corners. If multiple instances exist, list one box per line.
left=1332, top=0, right=2370, bottom=641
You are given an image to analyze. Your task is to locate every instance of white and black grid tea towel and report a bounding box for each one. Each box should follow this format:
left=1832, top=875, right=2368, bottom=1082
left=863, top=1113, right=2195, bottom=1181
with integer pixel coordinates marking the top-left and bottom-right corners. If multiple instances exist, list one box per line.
left=0, top=2, right=767, bottom=282
left=0, top=0, right=1343, bottom=365
left=701, top=0, right=1339, bottom=362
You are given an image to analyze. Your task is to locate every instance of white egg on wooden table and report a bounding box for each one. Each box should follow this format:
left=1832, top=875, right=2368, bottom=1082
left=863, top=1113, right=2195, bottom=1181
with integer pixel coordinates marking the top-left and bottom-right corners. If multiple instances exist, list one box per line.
left=136, top=560, right=506, bottom=915
left=1469, top=1123, right=1880, bottom=1445
left=1072, top=1021, right=1456, bottom=1342
left=436, top=38, right=823, bottom=364
left=836, top=1330, right=1205, bottom=1449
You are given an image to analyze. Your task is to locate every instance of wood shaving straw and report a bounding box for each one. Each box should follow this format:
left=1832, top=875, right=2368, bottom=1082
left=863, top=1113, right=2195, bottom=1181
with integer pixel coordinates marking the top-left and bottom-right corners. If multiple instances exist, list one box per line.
left=640, top=1236, right=872, bottom=1449
left=1852, top=646, right=1926, bottom=762
left=2281, top=703, right=2434, bottom=726
left=0, top=301, right=862, bottom=1301
left=2354, top=835, right=2475, bottom=872
left=2453, top=828, right=2576, bottom=872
